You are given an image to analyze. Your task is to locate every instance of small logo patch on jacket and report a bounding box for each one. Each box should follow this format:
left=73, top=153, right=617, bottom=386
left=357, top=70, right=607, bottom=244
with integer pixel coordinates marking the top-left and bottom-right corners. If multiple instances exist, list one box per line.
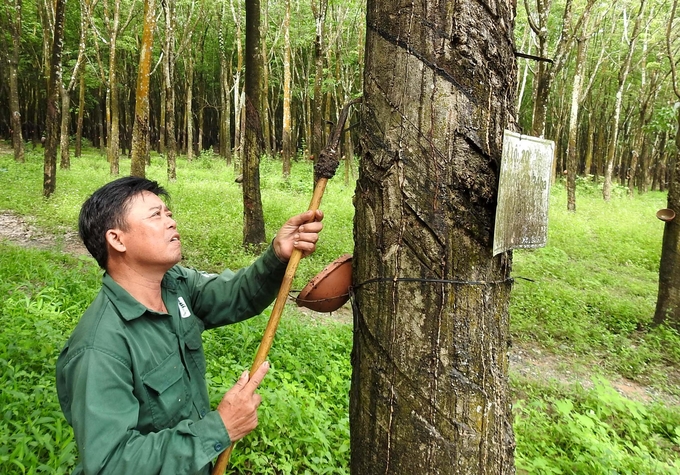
left=178, top=297, right=191, bottom=318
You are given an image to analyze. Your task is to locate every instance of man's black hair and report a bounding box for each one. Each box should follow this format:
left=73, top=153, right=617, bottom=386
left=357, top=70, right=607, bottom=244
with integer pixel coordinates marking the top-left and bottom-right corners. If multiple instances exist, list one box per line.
left=79, top=176, right=169, bottom=270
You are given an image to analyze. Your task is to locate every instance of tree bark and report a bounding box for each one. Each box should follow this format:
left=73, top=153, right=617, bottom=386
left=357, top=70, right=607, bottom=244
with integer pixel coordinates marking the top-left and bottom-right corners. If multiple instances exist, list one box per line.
left=655, top=106, right=680, bottom=330
left=131, top=0, right=157, bottom=177
left=185, top=49, right=195, bottom=160
left=231, top=0, right=243, bottom=162
left=242, top=0, right=266, bottom=247
left=261, top=1, right=271, bottom=157
left=43, top=0, right=66, bottom=197
left=351, top=1, right=517, bottom=473
left=7, top=0, right=25, bottom=163
left=310, top=0, right=328, bottom=160
left=75, top=71, right=85, bottom=157
left=655, top=0, right=680, bottom=330
left=59, top=85, right=71, bottom=169
left=218, top=8, right=232, bottom=163
left=281, top=0, right=293, bottom=178
left=105, top=0, right=122, bottom=176
left=566, top=37, right=586, bottom=211
left=163, top=0, right=177, bottom=181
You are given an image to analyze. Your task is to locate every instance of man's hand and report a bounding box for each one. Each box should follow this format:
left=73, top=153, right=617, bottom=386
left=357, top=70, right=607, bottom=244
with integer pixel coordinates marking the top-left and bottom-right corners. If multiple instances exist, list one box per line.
left=273, top=210, right=324, bottom=261
left=216, top=362, right=270, bottom=442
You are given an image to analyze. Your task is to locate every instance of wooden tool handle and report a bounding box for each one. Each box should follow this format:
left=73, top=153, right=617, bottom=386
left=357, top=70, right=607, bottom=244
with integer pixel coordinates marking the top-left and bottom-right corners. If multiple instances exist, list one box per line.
left=211, top=178, right=328, bottom=475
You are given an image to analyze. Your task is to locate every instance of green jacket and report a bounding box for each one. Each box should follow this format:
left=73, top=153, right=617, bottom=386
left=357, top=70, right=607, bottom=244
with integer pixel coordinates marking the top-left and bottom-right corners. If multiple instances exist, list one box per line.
left=56, top=246, right=286, bottom=475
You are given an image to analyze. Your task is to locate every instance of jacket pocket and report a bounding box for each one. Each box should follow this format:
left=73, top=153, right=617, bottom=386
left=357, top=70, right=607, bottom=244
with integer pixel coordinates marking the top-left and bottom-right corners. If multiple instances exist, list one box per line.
left=184, top=319, right=207, bottom=375
left=142, top=351, right=190, bottom=430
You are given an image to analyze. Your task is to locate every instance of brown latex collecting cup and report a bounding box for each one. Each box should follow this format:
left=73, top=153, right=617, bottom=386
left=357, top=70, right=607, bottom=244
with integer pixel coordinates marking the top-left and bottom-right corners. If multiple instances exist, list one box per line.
left=296, top=254, right=353, bottom=313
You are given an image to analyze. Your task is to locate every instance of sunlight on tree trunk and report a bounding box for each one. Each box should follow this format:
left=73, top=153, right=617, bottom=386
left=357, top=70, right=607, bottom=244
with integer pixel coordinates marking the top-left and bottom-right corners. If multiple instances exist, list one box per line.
left=131, top=0, right=157, bottom=177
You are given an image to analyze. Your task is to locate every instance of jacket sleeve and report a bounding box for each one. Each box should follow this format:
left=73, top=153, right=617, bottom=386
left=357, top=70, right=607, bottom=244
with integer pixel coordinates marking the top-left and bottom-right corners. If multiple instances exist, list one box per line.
left=184, top=244, right=287, bottom=329
left=57, top=344, right=230, bottom=475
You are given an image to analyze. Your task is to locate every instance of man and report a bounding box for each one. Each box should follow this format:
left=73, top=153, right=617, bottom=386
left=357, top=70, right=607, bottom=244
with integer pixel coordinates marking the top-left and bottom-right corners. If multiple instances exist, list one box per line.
left=56, top=176, right=323, bottom=474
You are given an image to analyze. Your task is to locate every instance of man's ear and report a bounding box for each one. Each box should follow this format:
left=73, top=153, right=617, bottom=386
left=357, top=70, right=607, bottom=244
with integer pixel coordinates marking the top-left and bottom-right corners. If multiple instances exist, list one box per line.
left=105, top=229, right=126, bottom=253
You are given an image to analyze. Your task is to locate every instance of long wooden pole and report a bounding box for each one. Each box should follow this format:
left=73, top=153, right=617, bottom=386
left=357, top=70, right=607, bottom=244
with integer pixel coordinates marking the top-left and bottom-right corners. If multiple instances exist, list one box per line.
left=211, top=177, right=329, bottom=475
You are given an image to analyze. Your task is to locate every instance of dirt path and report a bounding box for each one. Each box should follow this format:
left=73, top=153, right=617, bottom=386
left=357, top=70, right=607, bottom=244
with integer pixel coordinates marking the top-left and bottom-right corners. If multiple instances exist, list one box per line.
left=0, top=211, right=87, bottom=255
left=1, top=210, right=677, bottom=406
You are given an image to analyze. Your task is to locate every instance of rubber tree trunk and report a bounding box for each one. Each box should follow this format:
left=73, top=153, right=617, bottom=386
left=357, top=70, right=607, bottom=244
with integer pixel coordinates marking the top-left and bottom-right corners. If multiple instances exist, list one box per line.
left=218, top=3, right=232, bottom=163
left=107, top=1, right=121, bottom=176
left=242, top=0, right=266, bottom=247
left=603, top=0, right=645, bottom=201
left=566, top=37, right=586, bottom=211
left=351, top=0, right=517, bottom=473
left=8, top=0, right=25, bottom=163
left=654, top=107, right=680, bottom=330
left=75, top=72, right=85, bottom=157
left=131, top=0, right=157, bottom=178
left=59, top=85, right=71, bottom=169
left=310, top=0, right=327, bottom=160
left=163, top=0, right=177, bottom=181
left=43, top=0, right=66, bottom=197
left=281, top=0, right=293, bottom=178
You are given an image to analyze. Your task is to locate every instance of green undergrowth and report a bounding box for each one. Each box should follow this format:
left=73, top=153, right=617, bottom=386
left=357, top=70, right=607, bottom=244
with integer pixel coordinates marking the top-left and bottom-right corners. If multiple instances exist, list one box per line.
left=512, top=376, right=680, bottom=474
left=1, top=149, right=679, bottom=472
left=511, top=180, right=680, bottom=393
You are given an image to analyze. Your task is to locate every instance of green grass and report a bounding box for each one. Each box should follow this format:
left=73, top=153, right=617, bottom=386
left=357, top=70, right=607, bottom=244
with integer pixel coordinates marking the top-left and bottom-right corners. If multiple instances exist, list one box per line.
left=0, top=148, right=679, bottom=473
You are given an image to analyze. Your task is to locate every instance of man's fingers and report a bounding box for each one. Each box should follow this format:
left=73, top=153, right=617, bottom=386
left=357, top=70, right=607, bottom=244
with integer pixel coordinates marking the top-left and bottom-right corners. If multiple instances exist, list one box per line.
left=245, top=361, right=270, bottom=393
left=230, top=370, right=249, bottom=391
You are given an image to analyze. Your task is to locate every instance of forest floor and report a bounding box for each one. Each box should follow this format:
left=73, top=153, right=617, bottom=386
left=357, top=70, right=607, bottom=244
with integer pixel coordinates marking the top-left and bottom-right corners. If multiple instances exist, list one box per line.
left=1, top=210, right=678, bottom=406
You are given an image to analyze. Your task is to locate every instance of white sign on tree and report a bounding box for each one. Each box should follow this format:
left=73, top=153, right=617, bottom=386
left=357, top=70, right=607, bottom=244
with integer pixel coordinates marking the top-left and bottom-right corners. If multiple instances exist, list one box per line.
left=493, top=130, right=555, bottom=256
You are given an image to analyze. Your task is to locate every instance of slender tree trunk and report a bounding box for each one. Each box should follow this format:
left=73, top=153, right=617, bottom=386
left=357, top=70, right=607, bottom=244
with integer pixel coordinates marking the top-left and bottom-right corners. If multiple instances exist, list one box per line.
left=351, top=1, right=517, bottom=473
left=628, top=150, right=639, bottom=196
left=218, top=23, right=232, bottom=163
left=652, top=131, right=668, bottom=191
left=43, top=0, right=66, bottom=197
left=584, top=109, right=594, bottom=175
left=106, top=0, right=122, bottom=176
left=231, top=0, right=243, bottom=162
left=185, top=51, right=195, bottom=161
left=242, top=0, right=265, bottom=247
left=59, top=86, right=71, bottom=169
left=75, top=72, right=85, bottom=157
left=131, top=0, right=157, bottom=177
left=282, top=0, right=293, bottom=177
left=163, top=0, right=177, bottom=181
left=566, top=37, right=586, bottom=211
left=7, top=0, right=25, bottom=163
left=96, top=87, right=104, bottom=151
left=261, top=1, right=271, bottom=157
left=603, top=1, right=645, bottom=201
left=108, top=85, right=120, bottom=172
left=310, top=0, right=327, bottom=160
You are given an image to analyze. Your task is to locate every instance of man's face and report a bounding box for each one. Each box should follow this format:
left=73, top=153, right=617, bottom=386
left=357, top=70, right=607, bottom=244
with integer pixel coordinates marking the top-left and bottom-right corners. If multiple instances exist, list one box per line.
left=116, top=191, right=182, bottom=271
